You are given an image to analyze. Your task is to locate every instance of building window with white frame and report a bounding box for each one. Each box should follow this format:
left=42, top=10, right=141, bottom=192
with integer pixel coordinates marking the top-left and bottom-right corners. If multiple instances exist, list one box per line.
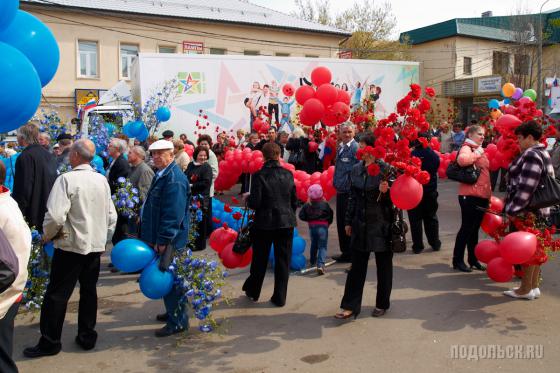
left=120, top=44, right=139, bottom=79
left=78, top=40, right=98, bottom=78
left=158, top=45, right=176, bottom=54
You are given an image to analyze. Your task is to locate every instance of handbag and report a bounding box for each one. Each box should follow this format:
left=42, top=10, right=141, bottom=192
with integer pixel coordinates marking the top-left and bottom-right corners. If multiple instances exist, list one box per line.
left=446, top=161, right=481, bottom=184
left=391, top=208, right=408, bottom=253
left=288, top=147, right=305, bottom=168
left=528, top=149, right=560, bottom=210
left=232, top=202, right=253, bottom=255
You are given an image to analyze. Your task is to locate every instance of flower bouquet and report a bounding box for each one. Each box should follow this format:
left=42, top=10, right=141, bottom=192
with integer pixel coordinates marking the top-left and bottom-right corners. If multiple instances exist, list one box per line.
left=111, top=177, right=140, bottom=218
left=22, top=230, right=50, bottom=311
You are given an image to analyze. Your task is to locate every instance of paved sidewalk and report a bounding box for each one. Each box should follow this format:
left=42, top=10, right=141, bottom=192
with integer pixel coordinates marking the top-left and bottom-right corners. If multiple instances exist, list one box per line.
left=13, top=181, right=560, bottom=373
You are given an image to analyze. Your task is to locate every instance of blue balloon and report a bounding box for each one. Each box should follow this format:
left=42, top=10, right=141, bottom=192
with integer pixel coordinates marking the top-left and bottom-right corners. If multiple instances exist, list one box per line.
left=0, top=42, right=42, bottom=133
left=0, top=10, right=60, bottom=87
left=43, top=242, right=54, bottom=258
left=503, top=98, right=511, bottom=105
left=111, top=239, right=156, bottom=273
left=290, top=254, right=306, bottom=270
left=293, top=228, right=299, bottom=237
left=104, top=123, right=116, bottom=137
left=136, top=125, right=149, bottom=142
left=292, top=236, right=306, bottom=255
left=0, top=0, right=18, bottom=31
left=139, top=259, right=174, bottom=299
left=125, top=120, right=145, bottom=138
left=488, top=99, right=500, bottom=109
left=155, top=107, right=171, bottom=122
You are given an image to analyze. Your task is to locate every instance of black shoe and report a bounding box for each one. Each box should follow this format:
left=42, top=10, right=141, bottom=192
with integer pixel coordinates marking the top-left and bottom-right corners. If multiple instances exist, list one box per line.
left=470, top=262, right=486, bottom=271
left=75, top=336, right=95, bottom=351
left=333, top=255, right=351, bottom=263
left=23, top=345, right=60, bottom=358
left=108, top=263, right=114, bottom=268
left=270, top=297, right=285, bottom=307
left=431, top=243, right=441, bottom=252
left=154, top=326, right=185, bottom=338
left=412, top=248, right=424, bottom=254
left=156, top=313, right=168, bottom=322
left=371, top=308, right=387, bottom=317
left=244, top=291, right=258, bottom=302
left=453, top=262, right=473, bottom=272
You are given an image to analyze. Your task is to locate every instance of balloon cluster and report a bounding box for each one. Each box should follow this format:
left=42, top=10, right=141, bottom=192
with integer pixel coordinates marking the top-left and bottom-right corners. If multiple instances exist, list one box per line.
left=291, top=66, right=351, bottom=127
left=0, top=1, right=60, bottom=133
left=122, top=120, right=149, bottom=141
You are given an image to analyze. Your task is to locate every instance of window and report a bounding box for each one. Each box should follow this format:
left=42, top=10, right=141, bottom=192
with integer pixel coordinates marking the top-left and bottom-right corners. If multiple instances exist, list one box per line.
left=514, top=54, right=530, bottom=75
left=275, top=52, right=290, bottom=57
left=244, top=50, right=259, bottom=56
left=305, top=55, right=319, bottom=58
left=463, top=57, right=472, bottom=75
left=492, top=51, right=510, bottom=75
left=120, top=43, right=139, bottom=79
left=210, top=48, right=226, bottom=55
left=78, top=40, right=98, bottom=78
left=158, top=45, right=176, bottom=54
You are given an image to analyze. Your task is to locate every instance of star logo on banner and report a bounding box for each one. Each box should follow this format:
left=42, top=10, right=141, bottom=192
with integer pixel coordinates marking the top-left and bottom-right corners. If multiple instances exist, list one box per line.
left=180, top=73, right=200, bottom=93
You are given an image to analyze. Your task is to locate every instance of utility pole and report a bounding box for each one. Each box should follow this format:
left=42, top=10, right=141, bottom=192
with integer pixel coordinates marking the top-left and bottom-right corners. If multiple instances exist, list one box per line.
left=537, top=0, right=550, bottom=110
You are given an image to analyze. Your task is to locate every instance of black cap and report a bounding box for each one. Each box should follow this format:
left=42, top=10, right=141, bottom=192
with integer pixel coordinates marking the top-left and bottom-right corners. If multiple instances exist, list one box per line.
left=161, top=130, right=174, bottom=138
left=56, top=133, right=73, bottom=141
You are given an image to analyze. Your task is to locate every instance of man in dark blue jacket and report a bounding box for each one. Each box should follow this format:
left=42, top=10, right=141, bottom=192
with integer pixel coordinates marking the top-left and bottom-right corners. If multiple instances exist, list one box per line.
left=332, top=123, right=359, bottom=262
left=140, top=140, right=190, bottom=337
left=407, top=136, right=441, bottom=254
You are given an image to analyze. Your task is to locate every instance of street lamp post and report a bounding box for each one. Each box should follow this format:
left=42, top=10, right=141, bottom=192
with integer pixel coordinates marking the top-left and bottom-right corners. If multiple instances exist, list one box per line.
left=537, top=0, right=551, bottom=110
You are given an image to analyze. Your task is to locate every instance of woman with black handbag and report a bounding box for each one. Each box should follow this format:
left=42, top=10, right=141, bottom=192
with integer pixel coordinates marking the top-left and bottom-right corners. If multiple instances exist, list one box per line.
left=335, top=148, right=393, bottom=319
left=452, top=125, right=491, bottom=272
left=185, top=146, right=213, bottom=251
left=503, top=121, right=557, bottom=300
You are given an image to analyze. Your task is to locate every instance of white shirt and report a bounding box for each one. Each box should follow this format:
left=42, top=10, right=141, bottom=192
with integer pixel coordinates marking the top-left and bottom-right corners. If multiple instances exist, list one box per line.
left=207, top=150, right=219, bottom=197
left=43, top=164, right=117, bottom=255
left=339, top=138, right=356, bottom=155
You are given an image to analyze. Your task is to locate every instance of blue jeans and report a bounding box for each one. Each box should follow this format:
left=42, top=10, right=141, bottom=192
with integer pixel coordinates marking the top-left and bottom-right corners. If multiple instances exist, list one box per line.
left=163, top=284, right=188, bottom=331
left=309, top=225, right=328, bottom=267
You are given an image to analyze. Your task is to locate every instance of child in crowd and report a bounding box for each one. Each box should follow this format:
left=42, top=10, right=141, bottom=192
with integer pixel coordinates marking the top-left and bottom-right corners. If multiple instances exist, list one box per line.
left=298, top=184, right=333, bottom=275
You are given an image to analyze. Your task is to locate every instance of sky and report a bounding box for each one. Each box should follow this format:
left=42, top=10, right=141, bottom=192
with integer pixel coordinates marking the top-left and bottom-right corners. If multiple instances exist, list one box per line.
left=249, top=0, right=560, bottom=37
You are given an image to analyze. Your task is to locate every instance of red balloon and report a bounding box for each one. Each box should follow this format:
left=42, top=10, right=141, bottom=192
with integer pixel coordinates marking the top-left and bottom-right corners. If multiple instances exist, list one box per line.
left=499, top=231, right=537, bottom=265
left=437, top=167, right=447, bottom=179
left=321, top=105, right=339, bottom=127
left=485, top=143, right=497, bottom=155
left=489, top=196, right=504, bottom=213
left=282, top=83, right=295, bottom=97
left=239, top=247, right=253, bottom=268
left=315, top=84, right=338, bottom=106
left=310, top=66, right=332, bottom=87
left=487, top=257, right=514, bottom=282
left=496, top=114, right=522, bottom=131
left=390, top=175, right=423, bottom=210
left=481, top=213, right=503, bottom=235
left=299, top=109, right=316, bottom=126
left=295, top=85, right=315, bottom=105
left=474, top=240, right=501, bottom=264
left=331, top=101, right=350, bottom=123
left=220, top=243, right=244, bottom=269
left=337, top=89, right=351, bottom=105
left=301, top=98, right=325, bottom=124
left=450, top=150, right=458, bottom=162
left=209, top=227, right=238, bottom=253
left=308, top=141, right=319, bottom=152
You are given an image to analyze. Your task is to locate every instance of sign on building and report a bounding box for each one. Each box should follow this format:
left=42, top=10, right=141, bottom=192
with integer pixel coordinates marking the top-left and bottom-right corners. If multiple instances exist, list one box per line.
left=182, top=41, right=204, bottom=54
left=338, top=50, right=352, bottom=59
left=476, top=76, right=502, bottom=94
left=74, top=89, right=107, bottom=109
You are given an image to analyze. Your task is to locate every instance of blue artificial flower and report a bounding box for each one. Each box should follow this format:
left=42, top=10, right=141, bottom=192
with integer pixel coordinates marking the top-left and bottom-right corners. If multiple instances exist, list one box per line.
left=191, top=258, right=200, bottom=268
left=117, top=177, right=126, bottom=183
left=132, top=196, right=140, bottom=204
left=208, top=261, right=217, bottom=271
left=131, top=188, right=139, bottom=195
left=126, top=201, right=135, bottom=209
left=186, top=289, right=195, bottom=297
left=222, top=271, right=229, bottom=278
left=199, top=324, right=213, bottom=333
left=192, top=298, right=202, bottom=308
left=214, top=289, right=222, bottom=299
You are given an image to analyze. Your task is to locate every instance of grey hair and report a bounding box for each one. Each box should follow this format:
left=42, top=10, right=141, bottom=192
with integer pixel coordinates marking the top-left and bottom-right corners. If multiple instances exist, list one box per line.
left=339, top=122, right=355, bottom=131
left=17, top=123, right=40, bottom=145
left=38, top=132, right=51, bottom=141
left=292, top=126, right=305, bottom=138
left=72, top=139, right=95, bottom=162
left=110, top=138, right=128, bottom=154
left=131, top=145, right=146, bottom=160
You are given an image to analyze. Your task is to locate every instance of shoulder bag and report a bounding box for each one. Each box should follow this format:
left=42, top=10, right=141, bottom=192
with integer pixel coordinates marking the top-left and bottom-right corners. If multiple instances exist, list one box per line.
left=445, top=147, right=481, bottom=185
left=391, top=208, right=408, bottom=253
left=528, top=149, right=560, bottom=210
left=232, top=202, right=253, bottom=255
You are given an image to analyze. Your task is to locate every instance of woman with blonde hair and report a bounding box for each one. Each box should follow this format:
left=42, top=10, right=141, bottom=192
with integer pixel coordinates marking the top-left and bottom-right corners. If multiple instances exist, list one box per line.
left=173, top=139, right=191, bottom=172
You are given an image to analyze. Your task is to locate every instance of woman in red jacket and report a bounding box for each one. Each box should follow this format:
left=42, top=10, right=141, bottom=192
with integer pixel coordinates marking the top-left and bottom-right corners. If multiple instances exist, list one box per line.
left=452, top=125, right=491, bottom=272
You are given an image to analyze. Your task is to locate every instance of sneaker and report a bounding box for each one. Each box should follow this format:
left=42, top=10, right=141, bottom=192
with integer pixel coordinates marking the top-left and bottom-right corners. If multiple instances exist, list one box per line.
left=503, top=289, right=535, bottom=300
left=317, top=266, right=325, bottom=276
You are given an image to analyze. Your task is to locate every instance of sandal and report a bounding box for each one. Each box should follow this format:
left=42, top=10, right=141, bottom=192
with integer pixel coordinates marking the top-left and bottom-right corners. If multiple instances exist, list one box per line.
left=334, top=309, right=358, bottom=320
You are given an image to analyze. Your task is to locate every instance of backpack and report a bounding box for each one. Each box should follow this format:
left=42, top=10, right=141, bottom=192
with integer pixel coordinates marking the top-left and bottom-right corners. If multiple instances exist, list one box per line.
left=0, top=227, right=19, bottom=294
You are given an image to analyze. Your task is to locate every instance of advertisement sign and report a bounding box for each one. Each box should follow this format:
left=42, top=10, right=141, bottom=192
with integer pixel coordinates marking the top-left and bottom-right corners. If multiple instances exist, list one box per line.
left=338, top=50, right=352, bottom=59
left=182, top=41, right=204, bottom=54
left=476, top=76, right=502, bottom=94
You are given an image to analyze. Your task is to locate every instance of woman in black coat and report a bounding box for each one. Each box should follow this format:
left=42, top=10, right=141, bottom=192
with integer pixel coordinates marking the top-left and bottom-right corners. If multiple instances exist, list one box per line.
left=335, top=150, right=394, bottom=319
left=285, top=134, right=320, bottom=174
left=242, top=142, right=297, bottom=307
left=185, top=146, right=213, bottom=251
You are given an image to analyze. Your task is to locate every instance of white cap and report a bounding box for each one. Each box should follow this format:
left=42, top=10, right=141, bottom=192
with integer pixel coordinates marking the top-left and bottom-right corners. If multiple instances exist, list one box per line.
left=148, top=140, right=173, bottom=151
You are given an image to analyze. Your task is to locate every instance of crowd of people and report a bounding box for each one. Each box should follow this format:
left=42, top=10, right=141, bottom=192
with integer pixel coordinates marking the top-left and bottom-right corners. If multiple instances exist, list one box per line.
left=0, top=116, right=559, bottom=372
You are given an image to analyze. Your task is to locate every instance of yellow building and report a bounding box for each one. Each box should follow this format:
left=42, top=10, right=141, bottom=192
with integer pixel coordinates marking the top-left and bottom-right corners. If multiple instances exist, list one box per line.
left=22, top=0, right=350, bottom=119
left=400, top=10, right=560, bottom=124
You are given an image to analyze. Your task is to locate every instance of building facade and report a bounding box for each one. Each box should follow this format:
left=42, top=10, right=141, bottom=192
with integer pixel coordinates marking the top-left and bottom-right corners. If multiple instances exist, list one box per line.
left=22, top=0, right=350, bottom=119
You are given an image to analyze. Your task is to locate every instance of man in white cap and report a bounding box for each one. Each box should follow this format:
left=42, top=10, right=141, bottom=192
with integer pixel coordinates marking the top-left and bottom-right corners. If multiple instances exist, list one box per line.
left=140, top=140, right=191, bottom=337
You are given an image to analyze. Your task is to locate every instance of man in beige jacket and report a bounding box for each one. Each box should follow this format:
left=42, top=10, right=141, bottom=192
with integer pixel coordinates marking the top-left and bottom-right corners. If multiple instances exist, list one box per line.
left=0, top=161, right=31, bottom=373
left=23, top=139, right=117, bottom=358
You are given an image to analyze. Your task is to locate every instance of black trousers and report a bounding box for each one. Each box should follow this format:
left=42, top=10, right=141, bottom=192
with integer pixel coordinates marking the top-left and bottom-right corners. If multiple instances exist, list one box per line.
left=0, top=302, right=20, bottom=373
left=38, top=250, right=101, bottom=352
left=407, top=189, right=441, bottom=252
left=452, top=195, right=489, bottom=266
left=242, top=228, right=293, bottom=306
left=336, top=192, right=352, bottom=259
left=207, top=198, right=214, bottom=234
left=341, top=250, right=393, bottom=314
left=111, top=215, right=128, bottom=245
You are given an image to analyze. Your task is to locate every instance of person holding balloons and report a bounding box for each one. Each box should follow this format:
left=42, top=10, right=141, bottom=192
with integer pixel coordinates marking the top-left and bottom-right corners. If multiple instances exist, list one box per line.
left=335, top=144, right=394, bottom=319
left=24, top=140, right=117, bottom=358
left=451, top=125, right=491, bottom=273
left=503, top=121, right=555, bottom=299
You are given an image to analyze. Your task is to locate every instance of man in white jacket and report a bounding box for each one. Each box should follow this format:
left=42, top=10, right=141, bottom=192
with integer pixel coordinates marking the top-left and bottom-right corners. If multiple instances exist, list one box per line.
left=0, top=161, right=31, bottom=373
left=23, top=139, right=117, bottom=358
